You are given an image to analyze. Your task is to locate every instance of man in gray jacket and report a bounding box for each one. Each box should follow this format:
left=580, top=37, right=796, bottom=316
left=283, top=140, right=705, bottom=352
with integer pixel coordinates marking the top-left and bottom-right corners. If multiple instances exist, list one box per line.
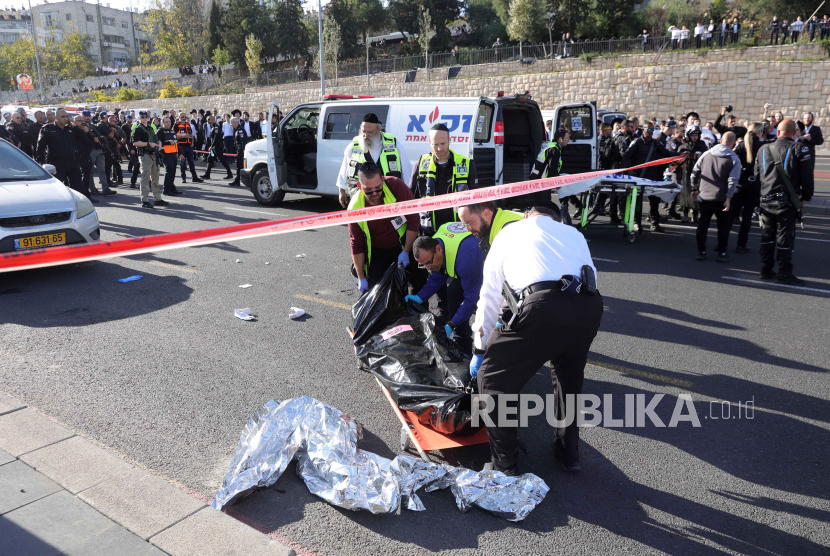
left=690, top=131, right=741, bottom=262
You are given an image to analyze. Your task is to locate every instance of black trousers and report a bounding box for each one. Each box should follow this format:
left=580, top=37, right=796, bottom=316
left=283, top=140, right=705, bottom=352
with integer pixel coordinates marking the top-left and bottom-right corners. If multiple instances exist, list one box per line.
left=204, top=146, right=231, bottom=177
left=233, top=151, right=244, bottom=183
left=179, top=145, right=198, bottom=180
left=760, top=206, right=797, bottom=276
left=128, top=151, right=140, bottom=184
left=78, top=153, right=93, bottom=194
left=478, top=288, right=604, bottom=469
left=109, top=156, right=123, bottom=183
left=696, top=199, right=731, bottom=253
left=730, top=189, right=759, bottom=248
left=52, top=159, right=86, bottom=197
left=163, top=153, right=179, bottom=194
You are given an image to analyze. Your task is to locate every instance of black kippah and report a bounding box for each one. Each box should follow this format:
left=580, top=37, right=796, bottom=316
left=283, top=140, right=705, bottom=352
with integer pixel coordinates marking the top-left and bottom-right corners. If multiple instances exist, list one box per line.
left=362, top=113, right=381, bottom=124
left=430, top=123, right=449, bottom=133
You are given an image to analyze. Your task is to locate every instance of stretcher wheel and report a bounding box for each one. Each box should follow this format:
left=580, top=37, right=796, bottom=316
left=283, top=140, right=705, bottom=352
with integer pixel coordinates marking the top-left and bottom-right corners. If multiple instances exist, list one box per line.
left=400, top=424, right=412, bottom=451
left=627, top=231, right=636, bottom=243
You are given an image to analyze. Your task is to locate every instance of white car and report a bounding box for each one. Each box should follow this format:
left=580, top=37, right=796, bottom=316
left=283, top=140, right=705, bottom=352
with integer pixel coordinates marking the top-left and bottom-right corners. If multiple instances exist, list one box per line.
left=0, top=141, right=100, bottom=253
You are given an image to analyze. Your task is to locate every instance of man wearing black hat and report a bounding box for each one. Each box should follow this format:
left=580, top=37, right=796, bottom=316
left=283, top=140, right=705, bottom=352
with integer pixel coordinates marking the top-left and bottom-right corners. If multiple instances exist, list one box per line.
left=336, top=112, right=411, bottom=208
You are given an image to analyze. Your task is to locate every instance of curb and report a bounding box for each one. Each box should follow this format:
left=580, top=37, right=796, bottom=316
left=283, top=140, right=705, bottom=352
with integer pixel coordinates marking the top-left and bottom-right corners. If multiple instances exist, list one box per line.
left=0, top=391, right=296, bottom=556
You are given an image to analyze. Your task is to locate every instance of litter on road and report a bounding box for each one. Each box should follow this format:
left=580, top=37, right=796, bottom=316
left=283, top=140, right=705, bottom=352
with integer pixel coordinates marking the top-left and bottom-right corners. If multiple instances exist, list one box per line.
left=236, top=259, right=242, bottom=263
left=212, top=397, right=548, bottom=521
left=234, top=308, right=256, bottom=321
left=238, top=284, right=253, bottom=288
left=118, top=275, right=143, bottom=283
left=289, top=307, right=306, bottom=320
left=296, top=254, right=306, bottom=259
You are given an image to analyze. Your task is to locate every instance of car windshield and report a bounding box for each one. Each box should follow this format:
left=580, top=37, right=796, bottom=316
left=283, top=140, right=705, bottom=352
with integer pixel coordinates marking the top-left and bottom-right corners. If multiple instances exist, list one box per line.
left=0, top=141, right=52, bottom=182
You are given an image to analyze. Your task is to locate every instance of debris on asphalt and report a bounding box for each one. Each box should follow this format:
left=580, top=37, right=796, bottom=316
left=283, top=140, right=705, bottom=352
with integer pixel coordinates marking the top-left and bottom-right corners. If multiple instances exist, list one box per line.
left=212, top=397, right=548, bottom=520
left=118, top=275, right=143, bottom=283
left=296, top=254, right=306, bottom=259
left=234, top=308, right=256, bottom=321
left=238, top=284, right=253, bottom=288
left=289, top=307, right=306, bottom=319
left=265, top=262, right=271, bottom=265
left=236, top=259, right=242, bottom=263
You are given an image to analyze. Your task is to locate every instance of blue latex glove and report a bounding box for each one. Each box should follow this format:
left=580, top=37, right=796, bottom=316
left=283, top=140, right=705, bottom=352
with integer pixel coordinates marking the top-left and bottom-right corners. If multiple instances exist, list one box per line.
left=445, top=324, right=454, bottom=339
left=358, top=278, right=369, bottom=293
left=397, top=250, right=410, bottom=268
left=470, top=354, right=483, bottom=378
left=404, top=294, right=423, bottom=305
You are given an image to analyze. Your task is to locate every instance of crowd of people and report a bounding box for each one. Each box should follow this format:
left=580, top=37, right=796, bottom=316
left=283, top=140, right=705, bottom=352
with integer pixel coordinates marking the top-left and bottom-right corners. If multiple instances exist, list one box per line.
left=94, top=66, right=128, bottom=76
left=178, top=65, right=219, bottom=76
left=658, top=15, right=827, bottom=51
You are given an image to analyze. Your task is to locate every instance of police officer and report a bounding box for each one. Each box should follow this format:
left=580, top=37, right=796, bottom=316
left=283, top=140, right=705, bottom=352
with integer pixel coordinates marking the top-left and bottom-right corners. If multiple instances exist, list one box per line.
left=35, top=108, right=88, bottom=200
left=530, top=128, right=573, bottom=219
left=470, top=206, right=603, bottom=474
left=201, top=115, right=234, bottom=180
left=122, top=114, right=141, bottom=188
left=229, top=117, right=249, bottom=187
left=457, top=201, right=524, bottom=255
left=108, top=115, right=126, bottom=185
left=175, top=112, right=203, bottom=184
left=348, top=164, right=419, bottom=292
left=72, top=115, right=97, bottom=198
left=337, top=113, right=411, bottom=208
left=754, top=119, right=813, bottom=285
left=405, top=223, right=486, bottom=353
left=7, top=111, right=29, bottom=155
left=131, top=111, right=168, bottom=209
left=157, top=116, right=183, bottom=196
left=84, top=110, right=115, bottom=196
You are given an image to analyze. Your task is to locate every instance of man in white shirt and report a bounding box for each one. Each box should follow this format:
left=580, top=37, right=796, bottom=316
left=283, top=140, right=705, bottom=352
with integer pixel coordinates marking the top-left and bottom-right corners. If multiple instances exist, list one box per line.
left=669, top=25, right=681, bottom=49
left=469, top=206, right=604, bottom=475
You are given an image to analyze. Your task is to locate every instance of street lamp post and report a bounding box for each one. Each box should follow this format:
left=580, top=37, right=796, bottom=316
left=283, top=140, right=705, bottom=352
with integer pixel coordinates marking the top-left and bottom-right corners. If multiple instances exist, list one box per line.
left=318, top=0, right=325, bottom=98
left=27, top=0, right=45, bottom=101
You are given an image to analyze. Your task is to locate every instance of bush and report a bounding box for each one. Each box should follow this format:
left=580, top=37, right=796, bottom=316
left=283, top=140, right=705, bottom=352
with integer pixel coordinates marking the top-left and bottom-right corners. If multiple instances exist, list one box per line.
left=157, top=79, right=198, bottom=99
left=114, top=87, right=145, bottom=101
left=580, top=53, right=595, bottom=65
left=89, top=90, right=114, bottom=102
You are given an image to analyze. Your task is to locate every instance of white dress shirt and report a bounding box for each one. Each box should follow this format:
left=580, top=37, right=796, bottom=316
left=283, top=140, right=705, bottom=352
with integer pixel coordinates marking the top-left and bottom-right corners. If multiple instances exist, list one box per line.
left=222, top=121, right=234, bottom=137
left=472, top=215, right=596, bottom=350
left=336, top=137, right=412, bottom=190
left=244, top=121, right=251, bottom=136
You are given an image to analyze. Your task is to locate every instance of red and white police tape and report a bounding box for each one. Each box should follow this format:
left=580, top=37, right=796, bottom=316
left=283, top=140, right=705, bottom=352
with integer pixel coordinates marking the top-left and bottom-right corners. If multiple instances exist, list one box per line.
left=194, top=150, right=237, bottom=156
left=0, top=155, right=684, bottom=273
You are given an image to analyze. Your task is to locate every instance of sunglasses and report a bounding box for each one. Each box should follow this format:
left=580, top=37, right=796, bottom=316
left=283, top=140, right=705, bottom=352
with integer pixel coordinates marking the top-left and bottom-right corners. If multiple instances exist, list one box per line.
left=417, top=250, right=439, bottom=270
left=646, top=128, right=655, bottom=132
left=362, top=185, right=384, bottom=196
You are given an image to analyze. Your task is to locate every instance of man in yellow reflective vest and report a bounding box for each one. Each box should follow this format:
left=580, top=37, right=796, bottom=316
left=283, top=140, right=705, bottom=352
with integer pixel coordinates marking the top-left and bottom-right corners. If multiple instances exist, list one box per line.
left=337, top=113, right=411, bottom=208
left=405, top=222, right=485, bottom=353
left=457, top=201, right=525, bottom=255
left=525, top=128, right=577, bottom=217
left=348, top=164, right=419, bottom=293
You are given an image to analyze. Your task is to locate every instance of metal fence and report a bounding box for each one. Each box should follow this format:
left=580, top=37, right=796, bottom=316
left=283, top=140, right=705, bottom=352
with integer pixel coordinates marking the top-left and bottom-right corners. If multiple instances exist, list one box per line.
left=242, top=29, right=816, bottom=89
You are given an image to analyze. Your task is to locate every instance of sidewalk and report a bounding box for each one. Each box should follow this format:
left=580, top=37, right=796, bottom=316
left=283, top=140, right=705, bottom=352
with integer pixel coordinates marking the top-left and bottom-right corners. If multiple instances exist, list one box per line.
left=0, top=392, right=295, bottom=556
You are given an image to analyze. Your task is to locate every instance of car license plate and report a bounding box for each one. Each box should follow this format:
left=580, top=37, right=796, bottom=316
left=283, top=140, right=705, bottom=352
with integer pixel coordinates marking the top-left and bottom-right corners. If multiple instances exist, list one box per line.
left=14, top=232, right=66, bottom=250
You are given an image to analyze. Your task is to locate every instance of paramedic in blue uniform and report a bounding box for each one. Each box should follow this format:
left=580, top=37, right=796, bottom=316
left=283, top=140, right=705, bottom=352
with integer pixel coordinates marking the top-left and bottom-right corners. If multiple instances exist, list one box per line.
left=470, top=206, right=603, bottom=475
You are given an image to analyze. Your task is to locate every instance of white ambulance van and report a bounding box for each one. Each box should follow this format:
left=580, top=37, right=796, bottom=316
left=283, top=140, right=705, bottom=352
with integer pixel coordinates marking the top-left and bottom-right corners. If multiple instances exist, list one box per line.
left=241, top=94, right=596, bottom=206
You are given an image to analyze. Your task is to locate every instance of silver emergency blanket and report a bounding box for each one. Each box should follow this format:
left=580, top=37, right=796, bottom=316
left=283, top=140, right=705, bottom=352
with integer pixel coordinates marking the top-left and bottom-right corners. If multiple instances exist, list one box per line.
left=212, top=397, right=548, bottom=521
left=557, top=174, right=683, bottom=203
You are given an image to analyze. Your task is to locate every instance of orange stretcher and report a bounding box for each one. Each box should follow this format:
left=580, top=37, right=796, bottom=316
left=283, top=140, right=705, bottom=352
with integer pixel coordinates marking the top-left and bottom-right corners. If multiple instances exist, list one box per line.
left=376, top=378, right=490, bottom=462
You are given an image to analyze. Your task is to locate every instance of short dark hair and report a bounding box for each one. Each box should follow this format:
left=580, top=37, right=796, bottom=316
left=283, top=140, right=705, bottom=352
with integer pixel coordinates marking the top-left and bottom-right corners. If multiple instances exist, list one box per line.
left=460, top=201, right=497, bottom=215
left=357, top=165, right=381, bottom=184
left=529, top=204, right=561, bottom=222
left=412, top=235, right=439, bottom=259
left=430, top=123, right=450, bottom=133
left=554, top=129, right=569, bottom=141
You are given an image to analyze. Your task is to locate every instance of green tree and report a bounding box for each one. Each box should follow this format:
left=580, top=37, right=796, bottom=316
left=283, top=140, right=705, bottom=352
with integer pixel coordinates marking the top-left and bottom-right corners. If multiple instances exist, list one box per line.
left=546, top=0, right=590, bottom=37
left=507, top=0, right=543, bottom=55
left=269, top=0, right=309, bottom=62
left=418, top=7, right=434, bottom=77
left=141, top=0, right=206, bottom=67
left=223, top=0, right=270, bottom=66
left=212, top=45, right=230, bottom=84
left=245, top=34, right=264, bottom=91
left=53, top=28, right=93, bottom=79
left=314, top=17, right=343, bottom=83
left=465, top=0, right=508, bottom=47
left=206, top=0, right=225, bottom=56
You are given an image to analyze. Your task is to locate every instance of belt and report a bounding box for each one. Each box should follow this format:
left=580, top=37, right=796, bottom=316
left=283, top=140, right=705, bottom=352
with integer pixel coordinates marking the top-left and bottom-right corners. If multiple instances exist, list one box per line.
left=522, top=280, right=563, bottom=296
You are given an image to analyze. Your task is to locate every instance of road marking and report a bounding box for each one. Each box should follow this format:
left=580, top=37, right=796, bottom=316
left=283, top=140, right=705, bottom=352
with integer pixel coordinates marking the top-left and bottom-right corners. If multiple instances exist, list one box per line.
left=749, top=233, right=830, bottom=243
left=223, top=207, right=287, bottom=217
left=145, top=261, right=200, bottom=273
left=593, top=257, right=619, bottom=263
left=660, top=223, right=830, bottom=242
left=587, top=359, right=694, bottom=388
left=295, top=294, right=352, bottom=310
left=722, top=276, right=830, bottom=294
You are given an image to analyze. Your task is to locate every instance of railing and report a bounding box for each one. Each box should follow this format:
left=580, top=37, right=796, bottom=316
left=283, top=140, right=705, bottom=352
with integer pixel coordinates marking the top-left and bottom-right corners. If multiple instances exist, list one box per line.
left=243, top=28, right=818, bottom=88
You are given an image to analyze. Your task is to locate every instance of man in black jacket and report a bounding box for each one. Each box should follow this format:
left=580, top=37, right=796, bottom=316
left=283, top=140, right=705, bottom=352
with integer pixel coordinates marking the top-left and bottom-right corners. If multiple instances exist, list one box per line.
left=800, top=112, right=823, bottom=175
left=592, top=123, right=622, bottom=221
left=621, top=121, right=673, bottom=233
left=35, top=109, right=87, bottom=198
left=754, top=119, right=814, bottom=285
left=714, top=106, right=748, bottom=140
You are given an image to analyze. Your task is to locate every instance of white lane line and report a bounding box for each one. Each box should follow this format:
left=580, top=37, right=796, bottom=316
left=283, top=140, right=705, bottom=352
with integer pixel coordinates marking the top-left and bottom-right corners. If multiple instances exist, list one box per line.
left=722, top=276, right=830, bottom=294
left=593, top=257, right=619, bottom=263
left=659, top=223, right=830, bottom=242
left=223, top=207, right=287, bottom=217
left=749, top=233, right=830, bottom=243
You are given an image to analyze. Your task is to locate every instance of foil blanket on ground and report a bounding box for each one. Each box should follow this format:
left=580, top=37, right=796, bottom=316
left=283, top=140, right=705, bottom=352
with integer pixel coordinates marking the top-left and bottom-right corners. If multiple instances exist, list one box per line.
left=211, top=397, right=549, bottom=521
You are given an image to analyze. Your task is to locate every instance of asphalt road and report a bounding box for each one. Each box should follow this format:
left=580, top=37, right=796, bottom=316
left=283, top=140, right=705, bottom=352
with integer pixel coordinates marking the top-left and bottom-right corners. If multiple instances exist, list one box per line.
left=1, top=158, right=829, bottom=556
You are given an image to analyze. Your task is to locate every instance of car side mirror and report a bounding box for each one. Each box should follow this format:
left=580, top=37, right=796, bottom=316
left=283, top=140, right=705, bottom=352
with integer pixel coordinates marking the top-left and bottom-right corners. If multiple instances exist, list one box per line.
left=43, top=164, right=57, bottom=175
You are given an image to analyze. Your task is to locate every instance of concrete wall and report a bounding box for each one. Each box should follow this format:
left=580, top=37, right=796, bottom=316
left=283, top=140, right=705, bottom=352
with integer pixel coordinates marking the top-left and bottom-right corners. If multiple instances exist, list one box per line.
left=109, top=59, right=830, bottom=129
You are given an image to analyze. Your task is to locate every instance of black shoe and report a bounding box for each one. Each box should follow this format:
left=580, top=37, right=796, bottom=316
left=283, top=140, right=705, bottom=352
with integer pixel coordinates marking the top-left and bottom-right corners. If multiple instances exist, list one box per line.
left=652, top=223, right=665, bottom=233
left=482, top=461, right=518, bottom=477
left=192, top=177, right=204, bottom=183
left=668, top=210, right=682, bottom=220
left=173, top=189, right=184, bottom=194
left=229, top=181, right=241, bottom=187
left=551, top=439, right=580, bottom=472
left=88, top=197, right=99, bottom=204
left=223, top=174, right=234, bottom=180
left=759, top=268, right=776, bottom=280
left=90, top=189, right=101, bottom=195
left=735, top=246, right=751, bottom=254
left=129, top=184, right=138, bottom=189
left=696, top=251, right=707, bottom=261
left=777, top=274, right=805, bottom=286
left=141, top=202, right=154, bottom=209
left=716, top=252, right=731, bottom=263
left=102, top=190, right=117, bottom=196
left=200, top=174, right=210, bottom=180
left=154, top=199, right=169, bottom=207
left=609, top=215, right=622, bottom=224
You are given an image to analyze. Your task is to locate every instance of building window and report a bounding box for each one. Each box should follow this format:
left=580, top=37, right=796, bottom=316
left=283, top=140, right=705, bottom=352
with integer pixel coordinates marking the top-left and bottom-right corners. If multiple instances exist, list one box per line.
left=103, top=17, right=115, bottom=26
left=86, top=15, right=94, bottom=22
left=121, top=21, right=128, bottom=28
left=65, top=14, right=72, bottom=21
left=103, top=34, right=125, bottom=44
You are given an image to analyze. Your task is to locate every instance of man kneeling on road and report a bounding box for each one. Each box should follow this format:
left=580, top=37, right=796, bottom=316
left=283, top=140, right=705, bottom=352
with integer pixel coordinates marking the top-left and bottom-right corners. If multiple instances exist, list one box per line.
left=348, top=164, right=419, bottom=293
left=405, top=223, right=485, bottom=353
left=470, top=206, right=603, bottom=475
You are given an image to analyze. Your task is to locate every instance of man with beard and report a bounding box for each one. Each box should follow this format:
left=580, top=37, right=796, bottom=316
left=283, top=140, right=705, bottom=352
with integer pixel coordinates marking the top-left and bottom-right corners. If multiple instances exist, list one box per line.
left=457, top=201, right=524, bottom=256
left=337, top=113, right=411, bottom=208
left=715, top=106, right=748, bottom=140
